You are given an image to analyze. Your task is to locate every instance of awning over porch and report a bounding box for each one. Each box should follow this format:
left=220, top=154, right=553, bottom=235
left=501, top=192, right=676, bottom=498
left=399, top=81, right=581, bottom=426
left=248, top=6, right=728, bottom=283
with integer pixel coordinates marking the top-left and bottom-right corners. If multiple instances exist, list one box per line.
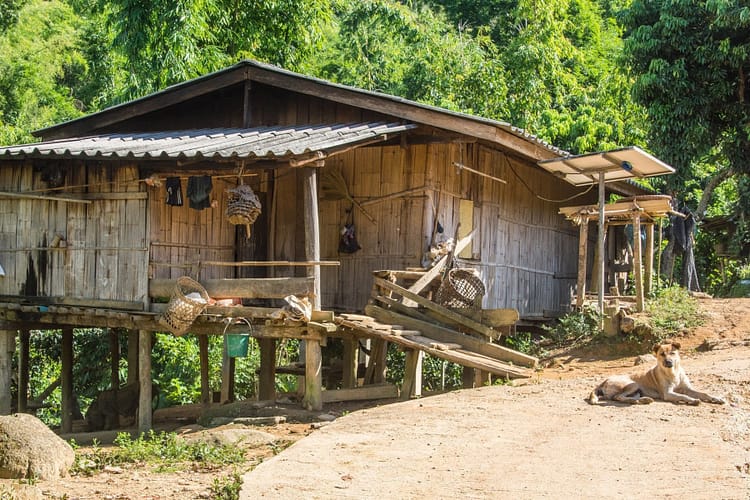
left=0, top=122, right=416, bottom=162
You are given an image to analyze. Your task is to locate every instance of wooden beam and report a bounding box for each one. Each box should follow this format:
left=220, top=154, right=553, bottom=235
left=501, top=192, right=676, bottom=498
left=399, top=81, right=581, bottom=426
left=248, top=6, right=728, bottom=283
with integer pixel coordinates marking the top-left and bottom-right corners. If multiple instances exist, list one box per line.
left=321, top=383, right=398, bottom=403
left=148, top=277, right=315, bottom=300
left=303, top=167, right=322, bottom=310
left=633, top=213, right=644, bottom=312
left=61, top=328, right=74, bottom=433
left=645, top=223, right=654, bottom=296
left=576, top=217, right=589, bottom=308
left=137, top=330, right=152, bottom=433
left=220, top=336, right=235, bottom=404
left=127, top=330, right=138, bottom=384
left=374, top=277, right=497, bottom=339
left=364, top=303, right=537, bottom=368
left=303, top=339, right=323, bottom=411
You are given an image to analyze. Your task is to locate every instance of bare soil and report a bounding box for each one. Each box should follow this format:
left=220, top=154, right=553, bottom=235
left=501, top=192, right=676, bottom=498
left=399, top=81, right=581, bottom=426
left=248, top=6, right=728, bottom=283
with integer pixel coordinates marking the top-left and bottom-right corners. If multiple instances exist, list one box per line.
left=3, top=297, right=749, bottom=499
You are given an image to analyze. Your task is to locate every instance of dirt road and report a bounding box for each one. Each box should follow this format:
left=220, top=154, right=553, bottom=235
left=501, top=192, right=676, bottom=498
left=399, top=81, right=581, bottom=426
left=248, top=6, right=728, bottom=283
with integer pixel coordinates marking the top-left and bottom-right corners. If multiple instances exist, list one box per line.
left=242, top=299, right=750, bottom=499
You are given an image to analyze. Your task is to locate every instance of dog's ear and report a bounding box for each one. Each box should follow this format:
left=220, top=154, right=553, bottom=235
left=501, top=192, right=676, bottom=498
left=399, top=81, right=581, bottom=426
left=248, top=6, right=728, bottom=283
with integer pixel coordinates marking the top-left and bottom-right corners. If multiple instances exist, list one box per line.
left=670, top=341, right=681, bottom=351
left=652, top=343, right=661, bottom=354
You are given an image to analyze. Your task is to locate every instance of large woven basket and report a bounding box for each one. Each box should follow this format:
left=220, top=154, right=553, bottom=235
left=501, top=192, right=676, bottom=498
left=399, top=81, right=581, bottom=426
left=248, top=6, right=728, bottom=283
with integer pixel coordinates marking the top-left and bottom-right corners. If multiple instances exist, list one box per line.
left=226, top=184, right=262, bottom=226
left=435, top=268, right=486, bottom=311
left=158, top=277, right=210, bottom=335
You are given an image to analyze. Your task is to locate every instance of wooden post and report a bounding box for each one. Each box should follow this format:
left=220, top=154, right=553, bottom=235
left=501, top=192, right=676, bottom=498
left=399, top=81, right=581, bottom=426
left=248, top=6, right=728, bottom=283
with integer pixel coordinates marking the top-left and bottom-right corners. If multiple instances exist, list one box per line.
left=127, top=330, right=138, bottom=384
left=342, top=338, right=359, bottom=389
left=401, top=349, right=423, bottom=400
left=645, top=222, right=654, bottom=295
left=303, top=339, right=322, bottom=411
left=199, top=335, right=211, bottom=406
left=137, top=330, right=152, bottom=433
left=302, top=166, right=321, bottom=310
left=0, top=330, right=14, bottom=415
left=474, top=370, right=490, bottom=388
left=258, top=338, right=276, bottom=401
left=109, top=329, right=120, bottom=418
left=18, top=330, right=30, bottom=413
left=633, top=213, right=644, bottom=312
left=61, top=328, right=74, bottom=433
left=220, top=336, right=236, bottom=403
left=461, top=366, right=475, bottom=389
left=576, top=217, right=589, bottom=308
left=364, top=339, right=387, bottom=384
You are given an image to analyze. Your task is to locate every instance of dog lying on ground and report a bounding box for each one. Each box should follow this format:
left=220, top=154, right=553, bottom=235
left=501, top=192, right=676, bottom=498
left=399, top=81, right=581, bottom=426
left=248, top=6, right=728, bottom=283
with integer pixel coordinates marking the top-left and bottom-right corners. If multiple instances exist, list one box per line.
left=587, top=341, right=725, bottom=406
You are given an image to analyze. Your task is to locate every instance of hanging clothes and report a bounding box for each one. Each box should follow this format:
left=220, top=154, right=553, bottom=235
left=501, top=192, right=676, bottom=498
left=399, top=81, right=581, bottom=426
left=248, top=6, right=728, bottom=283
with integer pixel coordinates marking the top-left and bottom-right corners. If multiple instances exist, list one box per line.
left=165, top=177, right=183, bottom=206
left=187, top=175, right=213, bottom=210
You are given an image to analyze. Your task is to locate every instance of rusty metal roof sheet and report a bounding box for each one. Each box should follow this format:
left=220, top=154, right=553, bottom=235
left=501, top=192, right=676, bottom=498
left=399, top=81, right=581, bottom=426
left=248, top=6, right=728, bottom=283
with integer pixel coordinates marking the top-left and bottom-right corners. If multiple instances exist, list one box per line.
left=0, top=122, right=415, bottom=161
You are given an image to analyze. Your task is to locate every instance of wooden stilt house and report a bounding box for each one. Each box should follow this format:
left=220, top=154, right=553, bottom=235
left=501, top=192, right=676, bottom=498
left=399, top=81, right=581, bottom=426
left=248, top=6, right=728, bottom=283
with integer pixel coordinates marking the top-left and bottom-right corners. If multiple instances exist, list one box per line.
left=0, top=60, right=652, bottom=430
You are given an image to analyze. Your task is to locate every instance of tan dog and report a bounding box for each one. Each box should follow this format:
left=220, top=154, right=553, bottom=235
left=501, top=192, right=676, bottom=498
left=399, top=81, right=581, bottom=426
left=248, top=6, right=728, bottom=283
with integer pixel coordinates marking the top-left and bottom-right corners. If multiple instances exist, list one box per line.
left=587, top=341, right=725, bottom=405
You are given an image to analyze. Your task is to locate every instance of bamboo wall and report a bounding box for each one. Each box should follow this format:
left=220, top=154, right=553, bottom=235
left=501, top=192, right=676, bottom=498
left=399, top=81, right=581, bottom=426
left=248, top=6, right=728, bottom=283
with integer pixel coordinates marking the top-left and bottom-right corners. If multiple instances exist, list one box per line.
left=312, top=143, right=587, bottom=318
left=0, top=162, right=148, bottom=304
left=147, top=173, right=244, bottom=282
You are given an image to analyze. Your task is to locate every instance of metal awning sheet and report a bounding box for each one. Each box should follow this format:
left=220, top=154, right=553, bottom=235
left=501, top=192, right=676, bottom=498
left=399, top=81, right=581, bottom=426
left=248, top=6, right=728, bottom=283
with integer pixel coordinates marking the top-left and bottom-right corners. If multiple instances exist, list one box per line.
left=0, top=122, right=415, bottom=161
left=537, top=146, right=675, bottom=186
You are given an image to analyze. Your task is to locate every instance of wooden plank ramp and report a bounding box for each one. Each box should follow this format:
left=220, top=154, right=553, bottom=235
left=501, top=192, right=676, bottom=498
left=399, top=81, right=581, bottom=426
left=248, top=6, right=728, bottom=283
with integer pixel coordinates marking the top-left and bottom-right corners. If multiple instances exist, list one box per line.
left=336, top=313, right=535, bottom=379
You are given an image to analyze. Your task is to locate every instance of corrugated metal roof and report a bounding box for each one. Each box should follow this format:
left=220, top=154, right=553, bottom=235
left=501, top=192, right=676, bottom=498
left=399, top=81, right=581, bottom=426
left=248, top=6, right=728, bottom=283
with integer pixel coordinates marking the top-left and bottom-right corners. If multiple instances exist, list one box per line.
left=1, top=122, right=415, bottom=161
left=33, top=60, right=567, bottom=157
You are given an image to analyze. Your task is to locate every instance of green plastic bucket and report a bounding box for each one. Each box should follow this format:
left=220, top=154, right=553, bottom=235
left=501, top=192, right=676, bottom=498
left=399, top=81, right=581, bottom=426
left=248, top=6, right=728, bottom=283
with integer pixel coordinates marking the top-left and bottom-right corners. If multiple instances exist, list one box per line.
left=226, top=333, right=250, bottom=357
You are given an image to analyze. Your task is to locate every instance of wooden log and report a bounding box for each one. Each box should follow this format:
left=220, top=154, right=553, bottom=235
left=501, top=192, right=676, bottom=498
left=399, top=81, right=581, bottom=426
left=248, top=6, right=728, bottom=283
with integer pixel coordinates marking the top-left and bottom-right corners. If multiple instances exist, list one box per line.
left=645, top=222, right=654, bottom=296
left=303, top=339, right=323, bottom=411
left=220, top=337, right=235, bottom=404
left=149, top=277, right=315, bottom=300
left=127, top=330, right=138, bottom=384
left=321, top=384, right=398, bottom=403
left=364, top=338, right=388, bottom=384
left=61, top=328, right=74, bottom=433
left=138, top=330, right=152, bottom=432
left=364, top=303, right=537, bottom=368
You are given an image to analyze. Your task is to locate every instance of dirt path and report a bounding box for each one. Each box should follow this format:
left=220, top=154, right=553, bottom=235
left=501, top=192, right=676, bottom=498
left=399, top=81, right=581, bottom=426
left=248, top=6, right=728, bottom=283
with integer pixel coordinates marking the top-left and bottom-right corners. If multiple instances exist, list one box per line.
left=241, top=298, right=750, bottom=499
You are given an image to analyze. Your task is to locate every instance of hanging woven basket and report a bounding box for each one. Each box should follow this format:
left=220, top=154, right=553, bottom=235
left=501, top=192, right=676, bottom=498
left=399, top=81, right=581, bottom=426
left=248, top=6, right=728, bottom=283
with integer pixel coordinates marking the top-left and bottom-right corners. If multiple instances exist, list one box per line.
left=158, top=276, right=210, bottom=335
left=435, top=268, right=486, bottom=311
left=226, top=184, right=262, bottom=226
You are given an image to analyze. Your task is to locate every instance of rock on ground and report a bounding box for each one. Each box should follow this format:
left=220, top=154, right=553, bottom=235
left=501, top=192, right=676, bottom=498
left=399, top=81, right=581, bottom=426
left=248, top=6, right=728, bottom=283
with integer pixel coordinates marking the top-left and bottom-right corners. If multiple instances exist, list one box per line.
left=0, top=413, right=74, bottom=480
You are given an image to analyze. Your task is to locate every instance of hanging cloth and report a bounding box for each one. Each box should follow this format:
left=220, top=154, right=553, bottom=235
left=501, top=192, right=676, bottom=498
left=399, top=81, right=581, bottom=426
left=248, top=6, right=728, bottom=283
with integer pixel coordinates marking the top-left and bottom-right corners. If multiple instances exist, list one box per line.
left=187, top=175, right=213, bottom=210
left=338, top=207, right=362, bottom=254
left=165, top=177, right=183, bottom=206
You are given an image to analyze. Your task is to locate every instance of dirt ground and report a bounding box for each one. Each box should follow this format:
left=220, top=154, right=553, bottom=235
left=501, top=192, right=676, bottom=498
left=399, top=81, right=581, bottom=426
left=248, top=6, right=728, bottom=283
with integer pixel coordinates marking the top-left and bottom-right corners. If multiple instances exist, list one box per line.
left=3, top=297, right=749, bottom=499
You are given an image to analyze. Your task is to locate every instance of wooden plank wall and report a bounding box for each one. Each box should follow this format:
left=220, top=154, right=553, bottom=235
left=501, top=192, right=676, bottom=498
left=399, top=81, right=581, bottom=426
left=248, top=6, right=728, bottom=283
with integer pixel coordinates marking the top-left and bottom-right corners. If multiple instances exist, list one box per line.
left=148, top=173, right=238, bottom=282
left=314, top=142, right=586, bottom=318
left=0, top=161, right=149, bottom=303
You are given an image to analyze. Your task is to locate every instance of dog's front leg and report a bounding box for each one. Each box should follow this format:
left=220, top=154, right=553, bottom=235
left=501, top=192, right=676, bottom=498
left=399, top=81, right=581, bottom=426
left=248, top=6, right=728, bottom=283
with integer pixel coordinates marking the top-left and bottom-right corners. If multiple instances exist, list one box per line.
left=663, top=389, right=700, bottom=405
left=681, top=387, right=725, bottom=404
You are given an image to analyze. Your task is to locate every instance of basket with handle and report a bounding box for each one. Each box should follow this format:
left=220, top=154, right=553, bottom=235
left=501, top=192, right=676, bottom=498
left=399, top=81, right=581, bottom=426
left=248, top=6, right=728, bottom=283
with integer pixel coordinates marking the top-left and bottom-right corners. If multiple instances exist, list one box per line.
left=158, top=276, right=210, bottom=335
left=435, top=268, right=486, bottom=311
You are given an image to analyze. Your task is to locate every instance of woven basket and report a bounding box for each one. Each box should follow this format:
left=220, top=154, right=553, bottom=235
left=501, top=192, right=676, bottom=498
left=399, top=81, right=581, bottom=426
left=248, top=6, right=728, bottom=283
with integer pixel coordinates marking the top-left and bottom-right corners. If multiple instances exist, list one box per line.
left=226, top=184, right=262, bottom=226
left=158, top=277, right=210, bottom=335
left=435, top=268, right=486, bottom=311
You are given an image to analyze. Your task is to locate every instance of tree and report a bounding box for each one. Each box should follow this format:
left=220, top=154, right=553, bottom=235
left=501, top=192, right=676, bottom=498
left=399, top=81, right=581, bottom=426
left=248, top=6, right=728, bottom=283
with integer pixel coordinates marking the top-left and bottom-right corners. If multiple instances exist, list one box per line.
left=0, top=0, right=88, bottom=144
left=621, top=0, right=750, bottom=288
